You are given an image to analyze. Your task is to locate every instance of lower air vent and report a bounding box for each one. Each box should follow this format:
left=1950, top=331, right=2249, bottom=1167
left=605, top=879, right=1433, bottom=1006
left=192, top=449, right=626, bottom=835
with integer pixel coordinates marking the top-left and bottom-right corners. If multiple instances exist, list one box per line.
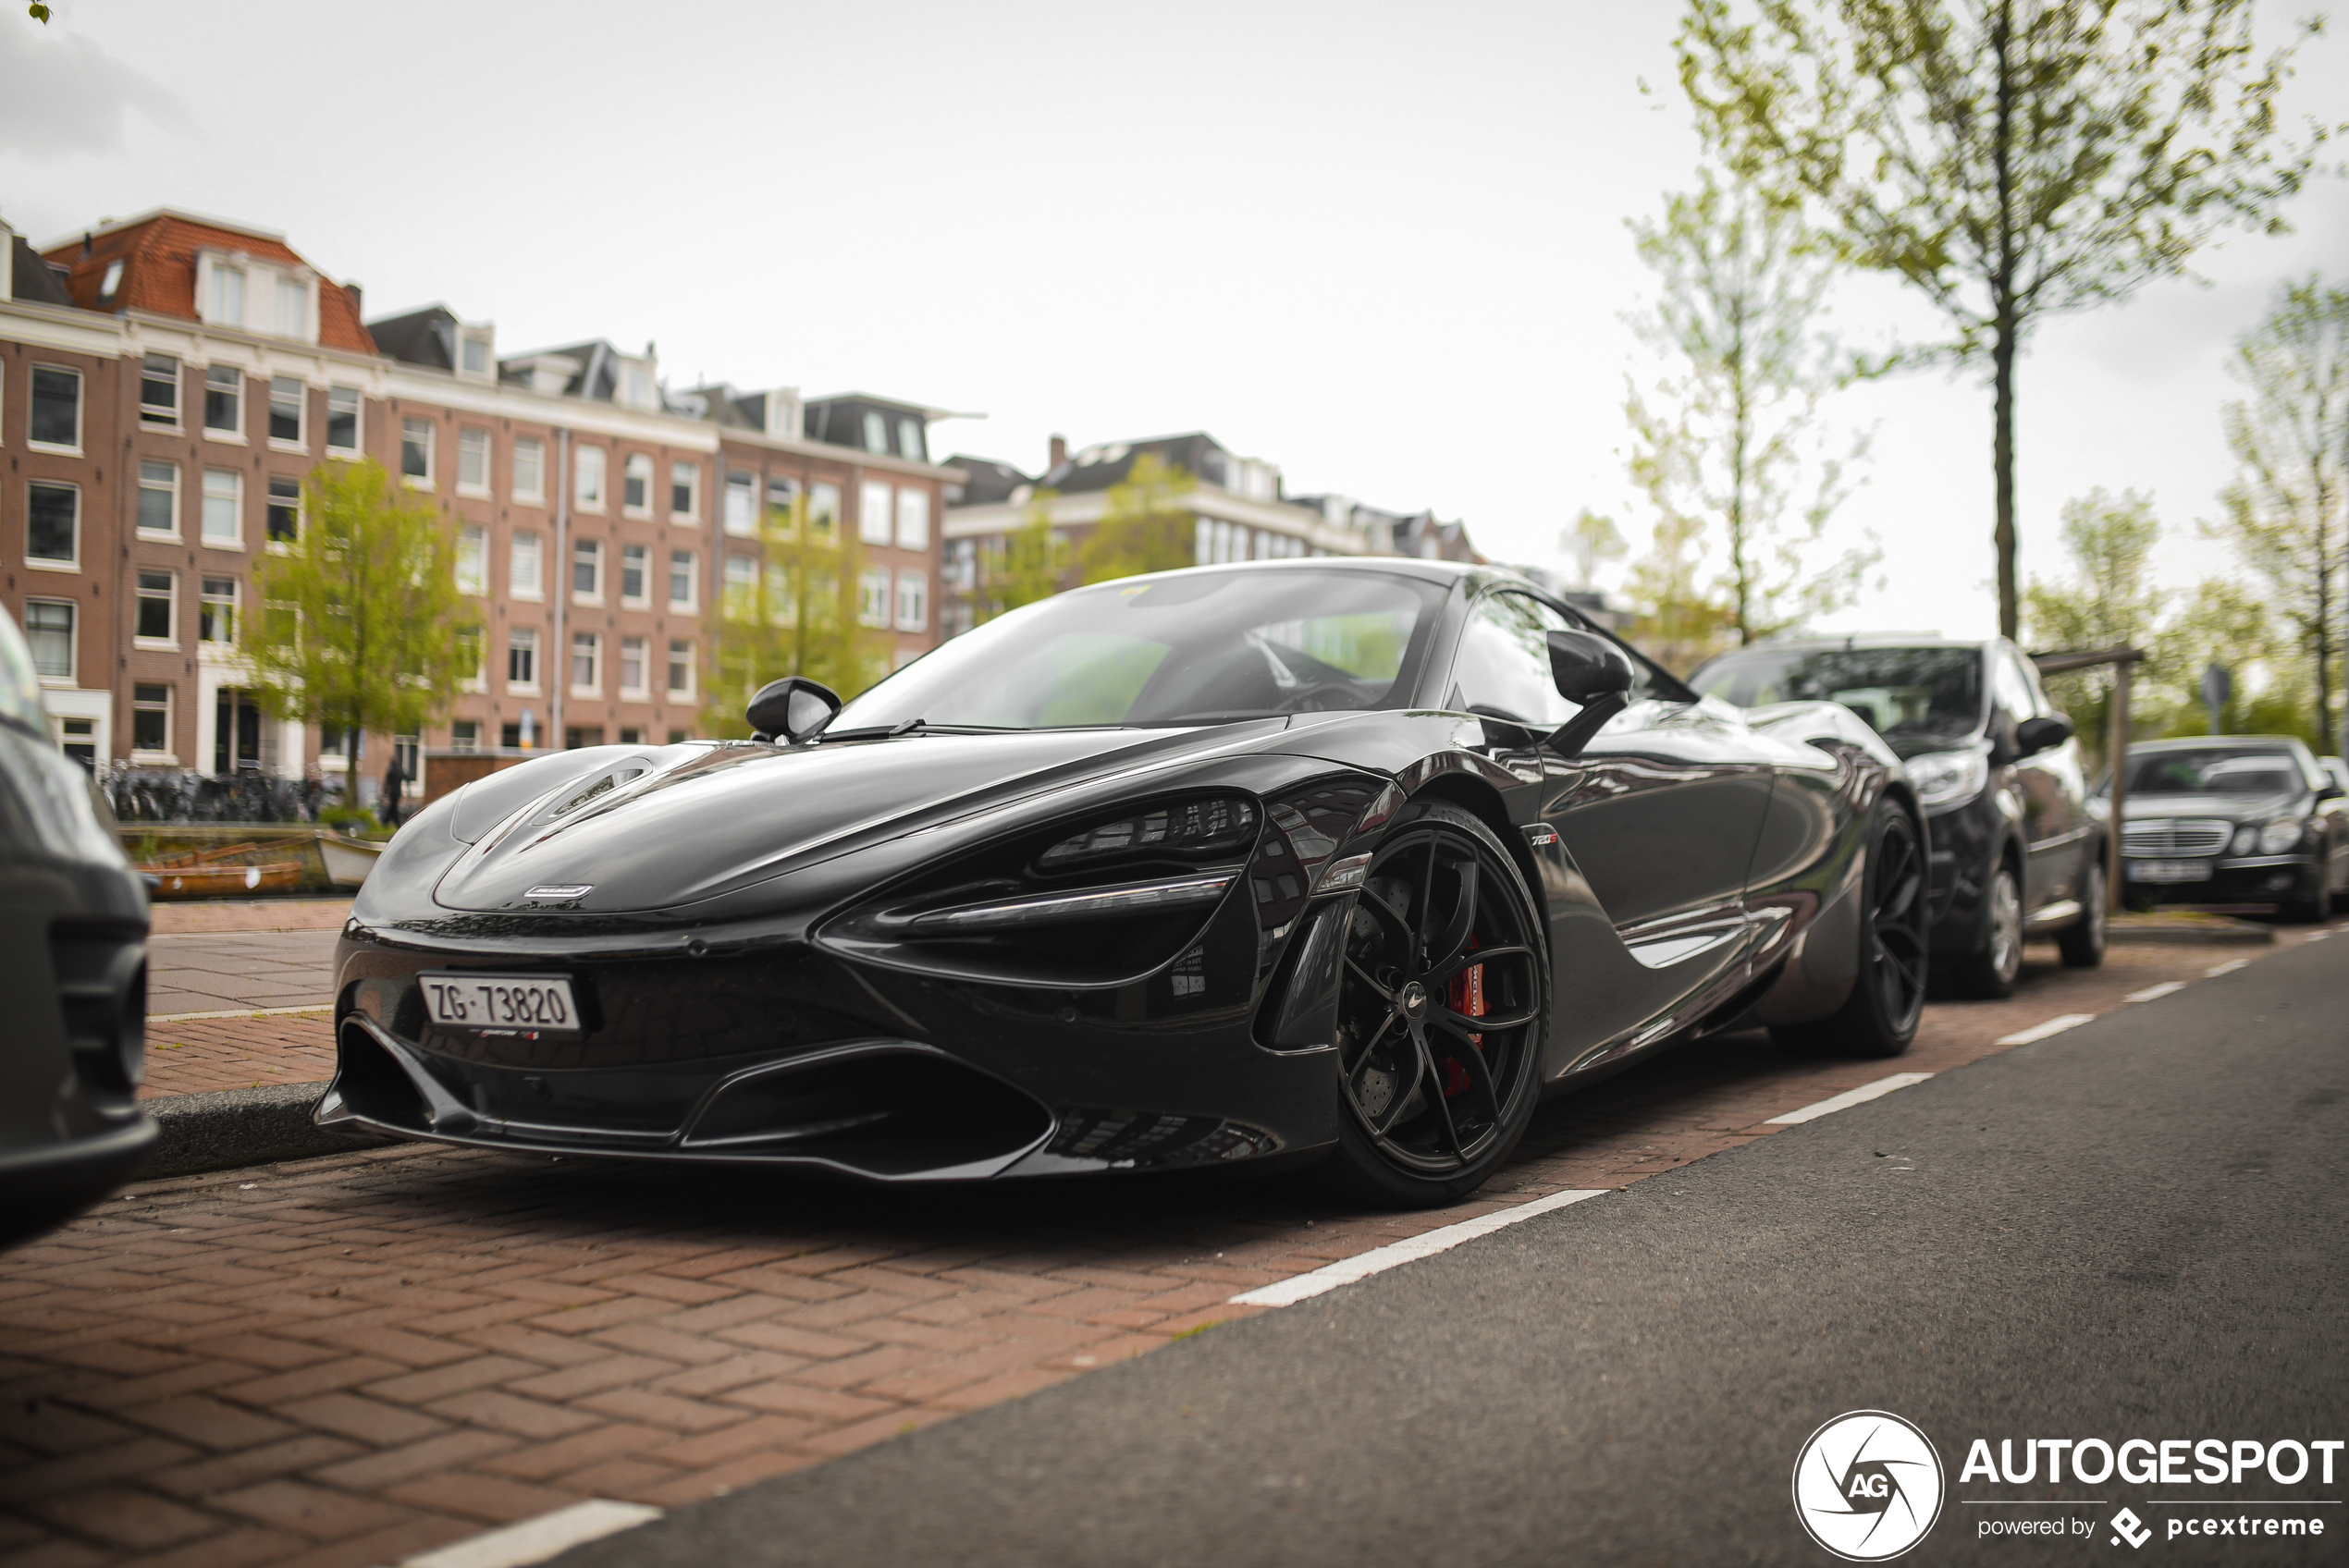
left=334, top=1018, right=434, bottom=1133
left=1045, top=1107, right=1281, bottom=1170
left=51, top=925, right=146, bottom=1107
left=683, top=1047, right=1052, bottom=1176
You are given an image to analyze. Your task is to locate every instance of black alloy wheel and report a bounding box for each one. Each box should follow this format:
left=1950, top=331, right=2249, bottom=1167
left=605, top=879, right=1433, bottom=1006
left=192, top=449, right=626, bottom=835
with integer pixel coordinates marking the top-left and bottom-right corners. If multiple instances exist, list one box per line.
left=1775, top=797, right=1929, bottom=1058
left=1323, top=802, right=1547, bottom=1207
left=1953, top=857, right=2024, bottom=998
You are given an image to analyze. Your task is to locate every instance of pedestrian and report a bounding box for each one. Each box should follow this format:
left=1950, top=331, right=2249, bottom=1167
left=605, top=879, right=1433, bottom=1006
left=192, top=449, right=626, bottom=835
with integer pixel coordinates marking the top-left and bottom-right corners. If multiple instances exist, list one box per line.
left=381, top=756, right=405, bottom=827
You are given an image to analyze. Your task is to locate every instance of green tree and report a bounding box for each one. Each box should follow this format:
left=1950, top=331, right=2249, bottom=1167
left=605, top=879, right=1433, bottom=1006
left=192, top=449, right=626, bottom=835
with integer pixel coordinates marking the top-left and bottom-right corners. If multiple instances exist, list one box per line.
left=1679, top=0, right=2335, bottom=639
left=2147, top=579, right=2286, bottom=739
left=1624, top=512, right=1741, bottom=674
left=2206, top=276, right=2348, bottom=753
left=244, top=459, right=482, bottom=781
left=1626, top=166, right=1876, bottom=644
left=977, top=489, right=1070, bottom=622
left=1559, top=508, right=1628, bottom=589
left=702, top=491, right=888, bottom=737
left=1079, top=453, right=1198, bottom=583
left=2023, top=486, right=2166, bottom=751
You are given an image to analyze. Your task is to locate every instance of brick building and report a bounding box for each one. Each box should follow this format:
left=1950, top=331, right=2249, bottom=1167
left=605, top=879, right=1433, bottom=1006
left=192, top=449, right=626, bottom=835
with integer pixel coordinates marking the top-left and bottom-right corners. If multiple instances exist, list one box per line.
left=2, top=207, right=958, bottom=805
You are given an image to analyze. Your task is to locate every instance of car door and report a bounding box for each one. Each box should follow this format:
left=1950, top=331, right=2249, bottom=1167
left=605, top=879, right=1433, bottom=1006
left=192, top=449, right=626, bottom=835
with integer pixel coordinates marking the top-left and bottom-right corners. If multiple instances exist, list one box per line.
left=1996, top=643, right=2084, bottom=910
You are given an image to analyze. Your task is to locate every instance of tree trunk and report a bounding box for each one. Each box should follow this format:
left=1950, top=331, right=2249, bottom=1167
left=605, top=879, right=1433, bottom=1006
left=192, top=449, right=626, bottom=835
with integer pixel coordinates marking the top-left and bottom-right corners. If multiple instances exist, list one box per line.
left=1991, top=0, right=2020, bottom=642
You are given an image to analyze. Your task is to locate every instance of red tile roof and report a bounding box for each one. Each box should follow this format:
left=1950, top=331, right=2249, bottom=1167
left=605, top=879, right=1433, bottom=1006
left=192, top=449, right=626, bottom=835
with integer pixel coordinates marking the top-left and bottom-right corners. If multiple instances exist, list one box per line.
left=43, top=213, right=374, bottom=355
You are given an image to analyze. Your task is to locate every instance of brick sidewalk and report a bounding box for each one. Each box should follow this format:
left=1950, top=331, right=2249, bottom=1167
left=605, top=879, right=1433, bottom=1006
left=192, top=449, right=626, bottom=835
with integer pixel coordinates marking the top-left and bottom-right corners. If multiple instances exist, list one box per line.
left=142, top=1018, right=336, bottom=1101
left=12, top=926, right=2331, bottom=1568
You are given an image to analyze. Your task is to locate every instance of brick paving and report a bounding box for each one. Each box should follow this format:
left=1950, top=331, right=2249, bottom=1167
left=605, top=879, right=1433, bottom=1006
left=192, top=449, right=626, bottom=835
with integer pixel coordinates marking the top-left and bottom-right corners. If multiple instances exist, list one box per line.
left=150, top=904, right=353, bottom=938
left=10, top=922, right=2334, bottom=1568
left=148, top=934, right=339, bottom=1022
left=141, top=1020, right=337, bottom=1103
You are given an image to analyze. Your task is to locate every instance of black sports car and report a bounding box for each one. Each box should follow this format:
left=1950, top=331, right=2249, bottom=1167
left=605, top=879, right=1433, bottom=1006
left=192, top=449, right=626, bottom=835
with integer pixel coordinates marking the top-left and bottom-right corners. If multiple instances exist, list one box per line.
left=323, top=560, right=1925, bottom=1206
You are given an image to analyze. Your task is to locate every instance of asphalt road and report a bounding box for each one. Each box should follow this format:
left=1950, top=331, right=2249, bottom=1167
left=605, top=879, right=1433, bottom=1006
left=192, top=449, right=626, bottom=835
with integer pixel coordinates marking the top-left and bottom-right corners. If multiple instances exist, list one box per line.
left=552, top=936, right=2349, bottom=1568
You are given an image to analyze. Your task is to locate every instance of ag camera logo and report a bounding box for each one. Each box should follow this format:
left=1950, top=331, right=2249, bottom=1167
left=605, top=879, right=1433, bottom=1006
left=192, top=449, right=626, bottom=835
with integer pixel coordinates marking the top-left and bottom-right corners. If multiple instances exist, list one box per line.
left=1793, top=1410, right=1946, bottom=1561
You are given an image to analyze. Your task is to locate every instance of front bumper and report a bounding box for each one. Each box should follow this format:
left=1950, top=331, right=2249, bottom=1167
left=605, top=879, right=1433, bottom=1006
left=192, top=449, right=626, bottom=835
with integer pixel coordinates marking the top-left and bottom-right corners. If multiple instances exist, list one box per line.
left=2121, top=854, right=2318, bottom=906
left=0, top=1118, right=157, bottom=1247
left=318, top=917, right=1338, bottom=1183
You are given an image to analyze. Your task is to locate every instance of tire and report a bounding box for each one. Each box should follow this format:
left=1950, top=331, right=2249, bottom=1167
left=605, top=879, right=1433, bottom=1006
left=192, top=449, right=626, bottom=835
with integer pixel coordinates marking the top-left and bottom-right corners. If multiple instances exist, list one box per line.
left=2057, top=857, right=2108, bottom=968
left=2281, top=868, right=2327, bottom=925
left=1320, top=801, right=1548, bottom=1208
left=1953, top=858, right=2024, bottom=998
left=1770, top=797, right=1929, bottom=1058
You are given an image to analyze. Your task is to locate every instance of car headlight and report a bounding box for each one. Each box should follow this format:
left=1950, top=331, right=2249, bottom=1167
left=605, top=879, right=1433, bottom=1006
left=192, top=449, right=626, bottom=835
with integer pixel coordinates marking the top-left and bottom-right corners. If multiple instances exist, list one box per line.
left=1906, top=747, right=1990, bottom=810
left=2258, top=817, right=2306, bottom=855
left=1037, top=796, right=1259, bottom=871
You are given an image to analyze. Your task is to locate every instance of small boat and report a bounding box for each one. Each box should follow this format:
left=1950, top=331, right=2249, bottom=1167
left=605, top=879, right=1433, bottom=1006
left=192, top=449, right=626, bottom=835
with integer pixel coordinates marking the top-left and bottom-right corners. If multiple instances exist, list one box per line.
left=148, top=862, right=304, bottom=899
left=319, top=834, right=385, bottom=888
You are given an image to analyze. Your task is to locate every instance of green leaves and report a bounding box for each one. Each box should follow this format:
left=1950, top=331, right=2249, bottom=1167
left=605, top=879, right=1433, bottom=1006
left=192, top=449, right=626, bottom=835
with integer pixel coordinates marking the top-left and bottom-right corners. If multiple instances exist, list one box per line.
left=1079, top=454, right=1199, bottom=585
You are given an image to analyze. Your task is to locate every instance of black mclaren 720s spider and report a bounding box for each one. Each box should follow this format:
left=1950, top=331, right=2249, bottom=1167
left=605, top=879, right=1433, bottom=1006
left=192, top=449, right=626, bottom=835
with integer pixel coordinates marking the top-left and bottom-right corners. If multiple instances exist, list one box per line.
left=324, top=559, right=1925, bottom=1206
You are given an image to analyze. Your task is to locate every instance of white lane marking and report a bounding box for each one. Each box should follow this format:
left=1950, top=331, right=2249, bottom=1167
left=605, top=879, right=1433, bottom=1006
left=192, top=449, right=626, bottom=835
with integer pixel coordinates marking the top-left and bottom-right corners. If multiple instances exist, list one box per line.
left=1764, top=1072, right=1936, bottom=1125
left=1995, top=1013, right=2097, bottom=1047
left=1228, top=1188, right=1610, bottom=1307
left=2303, top=929, right=2332, bottom=943
left=401, top=1501, right=662, bottom=1568
left=2207, top=958, right=2250, bottom=977
left=148, top=1005, right=332, bottom=1023
left=2125, top=981, right=2188, bottom=1003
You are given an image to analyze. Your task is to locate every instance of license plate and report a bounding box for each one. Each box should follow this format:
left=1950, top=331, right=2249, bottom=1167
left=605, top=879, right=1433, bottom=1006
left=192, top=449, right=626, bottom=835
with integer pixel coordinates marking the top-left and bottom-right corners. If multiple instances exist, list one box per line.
left=2128, top=859, right=2212, bottom=885
left=421, top=974, right=581, bottom=1034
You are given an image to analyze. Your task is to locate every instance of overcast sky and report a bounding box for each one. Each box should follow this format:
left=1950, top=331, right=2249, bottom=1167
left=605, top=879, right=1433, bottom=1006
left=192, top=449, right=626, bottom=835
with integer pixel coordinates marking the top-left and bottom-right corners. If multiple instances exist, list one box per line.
left=6, top=0, right=2343, bottom=641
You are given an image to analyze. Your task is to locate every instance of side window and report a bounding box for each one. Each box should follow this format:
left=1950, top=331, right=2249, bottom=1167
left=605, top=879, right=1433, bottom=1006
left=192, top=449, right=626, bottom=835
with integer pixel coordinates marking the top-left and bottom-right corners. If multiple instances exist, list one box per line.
left=1993, top=649, right=2039, bottom=722
left=1446, top=593, right=1580, bottom=727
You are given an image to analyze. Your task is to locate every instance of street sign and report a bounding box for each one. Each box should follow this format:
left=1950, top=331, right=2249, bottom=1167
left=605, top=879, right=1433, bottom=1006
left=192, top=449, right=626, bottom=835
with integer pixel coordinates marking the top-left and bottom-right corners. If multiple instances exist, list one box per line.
left=2201, top=663, right=2231, bottom=735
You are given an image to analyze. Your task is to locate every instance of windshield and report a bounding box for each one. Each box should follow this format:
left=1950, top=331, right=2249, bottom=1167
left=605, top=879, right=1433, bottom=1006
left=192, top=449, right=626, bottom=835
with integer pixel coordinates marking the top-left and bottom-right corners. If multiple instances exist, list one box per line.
left=2126, top=747, right=2304, bottom=797
left=1691, top=646, right=1983, bottom=745
left=830, top=567, right=1445, bottom=731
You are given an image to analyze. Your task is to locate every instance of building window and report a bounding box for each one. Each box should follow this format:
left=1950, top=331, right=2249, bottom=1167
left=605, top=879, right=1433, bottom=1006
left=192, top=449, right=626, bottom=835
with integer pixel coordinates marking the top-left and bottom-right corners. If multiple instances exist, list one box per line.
left=27, top=481, right=78, bottom=565
left=456, top=625, right=485, bottom=690
left=513, top=436, right=545, bottom=502
left=858, top=481, right=892, bottom=546
left=30, top=365, right=81, bottom=450
left=572, top=538, right=602, bottom=600
left=400, top=417, right=433, bottom=484
left=667, top=639, right=694, bottom=696
left=895, top=486, right=930, bottom=550
left=858, top=569, right=891, bottom=627
left=268, top=376, right=304, bottom=444
left=202, top=469, right=241, bottom=546
left=266, top=476, right=301, bottom=543
left=575, top=445, right=606, bottom=509
left=204, top=365, right=241, bottom=435
left=724, top=472, right=756, bottom=536
left=449, top=719, right=481, bottom=752
left=670, top=461, right=698, bottom=521
left=571, top=631, right=600, bottom=692
left=141, top=354, right=178, bottom=426
left=619, top=635, right=647, bottom=695
left=458, top=427, right=490, bottom=493
left=200, top=576, right=238, bottom=643
left=765, top=476, right=801, bottom=537
left=275, top=277, right=308, bottom=337
left=24, top=600, right=74, bottom=680
left=863, top=410, right=889, bottom=454
left=511, top=532, right=543, bottom=598
left=621, top=544, right=648, bottom=606
left=138, top=460, right=178, bottom=536
left=508, top=628, right=538, bottom=689
left=135, top=570, right=176, bottom=643
left=326, top=386, right=361, bottom=453
left=623, top=453, right=653, bottom=515
left=722, top=555, right=757, bottom=618
left=132, top=683, right=172, bottom=753
left=209, top=263, right=244, bottom=325
left=668, top=548, right=696, bottom=609
left=460, top=332, right=491, bottom=377
left=897, top=418, right=926, bottom=463
left=808, top=482, right=841, bottom=543
left=894, top=570, right=928, bottom=632
left=456, top=526, right=487, bottom=595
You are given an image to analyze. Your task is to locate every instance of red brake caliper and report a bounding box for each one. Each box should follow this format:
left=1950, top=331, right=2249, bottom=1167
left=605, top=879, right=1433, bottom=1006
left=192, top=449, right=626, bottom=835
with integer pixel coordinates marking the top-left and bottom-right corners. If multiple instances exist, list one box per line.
left=1442, top=935, right=1485, bottom=1097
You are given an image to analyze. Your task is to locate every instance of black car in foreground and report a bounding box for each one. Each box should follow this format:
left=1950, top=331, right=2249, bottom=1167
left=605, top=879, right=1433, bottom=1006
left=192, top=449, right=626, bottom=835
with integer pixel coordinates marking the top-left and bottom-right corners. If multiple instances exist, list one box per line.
left=0, top=607, right=153, bottom=1247
left=1691, top=635, right=2105, bottom=997
left=322, top=559, right=1924, bottom=1207
left=2113, top=736, right=2348, bottom=920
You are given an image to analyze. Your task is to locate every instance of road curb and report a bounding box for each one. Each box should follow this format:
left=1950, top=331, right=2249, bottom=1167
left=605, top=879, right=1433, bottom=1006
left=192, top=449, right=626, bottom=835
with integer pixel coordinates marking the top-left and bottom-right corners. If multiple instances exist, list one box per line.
left=2108, top=919, right=2275, bottom=946
left=138, top=1083, right=387, bottom=1179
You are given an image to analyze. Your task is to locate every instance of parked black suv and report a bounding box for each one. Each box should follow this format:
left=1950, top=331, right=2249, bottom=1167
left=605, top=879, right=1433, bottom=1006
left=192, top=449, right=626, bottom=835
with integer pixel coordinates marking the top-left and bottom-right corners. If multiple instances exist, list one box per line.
left=1691, top=635, right=2104, bottom=997
left=2111, top=735, right=2348, bottom=921
left=0, top=606, right=153, bottom=1247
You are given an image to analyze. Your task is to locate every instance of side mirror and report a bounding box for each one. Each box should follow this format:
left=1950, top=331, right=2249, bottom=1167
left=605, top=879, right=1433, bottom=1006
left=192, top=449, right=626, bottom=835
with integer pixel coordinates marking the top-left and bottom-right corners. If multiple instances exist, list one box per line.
left=1543, top=630, right=1637, bottom=759
left=1546, top=629, right=1634, bottom=704
left=2318, top=782, right=2346, bottom=803
left=2015, top=714, right=2072, bottom=757
left=745, top=677, right=841, bottom=743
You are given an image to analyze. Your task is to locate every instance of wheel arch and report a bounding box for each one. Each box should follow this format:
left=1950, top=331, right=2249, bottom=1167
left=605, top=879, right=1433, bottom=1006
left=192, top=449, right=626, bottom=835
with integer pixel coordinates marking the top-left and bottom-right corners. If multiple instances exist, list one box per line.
left=1407, top=771, right=1543, bottom=922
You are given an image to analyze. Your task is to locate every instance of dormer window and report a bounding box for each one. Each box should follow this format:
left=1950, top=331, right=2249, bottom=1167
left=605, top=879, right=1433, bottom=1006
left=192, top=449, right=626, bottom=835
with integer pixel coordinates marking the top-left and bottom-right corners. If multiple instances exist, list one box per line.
left=209, top=263, right=245, bottom=325
left=459, top=327, right=494, bottom=380
left=274, top=276, right=307, bottom=337
left=100, top=259, right=125, bottom=300
left=864, top=410, right=889, bottom=455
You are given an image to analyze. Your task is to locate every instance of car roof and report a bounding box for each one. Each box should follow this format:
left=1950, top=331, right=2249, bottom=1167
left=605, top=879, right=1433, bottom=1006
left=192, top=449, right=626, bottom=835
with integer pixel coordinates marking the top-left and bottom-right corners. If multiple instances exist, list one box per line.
left=2124, top=734, right=2308, bottom=753
left=1705, top=634, right=1991, bottom=655
left=1065, top=556, right=1501, bottom=592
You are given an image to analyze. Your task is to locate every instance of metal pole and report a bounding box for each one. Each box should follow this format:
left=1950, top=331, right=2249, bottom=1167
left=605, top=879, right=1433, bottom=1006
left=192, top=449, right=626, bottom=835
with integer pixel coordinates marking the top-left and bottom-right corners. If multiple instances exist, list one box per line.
left=2108, top=659, right=2132, bottom=916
